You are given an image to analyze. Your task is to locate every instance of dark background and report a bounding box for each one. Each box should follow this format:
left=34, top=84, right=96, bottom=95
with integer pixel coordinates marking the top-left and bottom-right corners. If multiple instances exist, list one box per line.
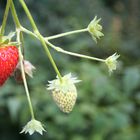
left=0, top=0, right=140, bottom=140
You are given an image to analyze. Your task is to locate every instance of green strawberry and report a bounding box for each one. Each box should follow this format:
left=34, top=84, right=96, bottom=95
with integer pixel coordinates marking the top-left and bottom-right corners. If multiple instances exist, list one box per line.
left=47, top=73, right=81, bottom=113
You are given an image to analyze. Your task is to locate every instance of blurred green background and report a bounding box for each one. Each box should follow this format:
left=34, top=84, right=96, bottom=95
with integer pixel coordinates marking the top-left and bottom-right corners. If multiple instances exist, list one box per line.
left=0, top=0, right=140, bottom=140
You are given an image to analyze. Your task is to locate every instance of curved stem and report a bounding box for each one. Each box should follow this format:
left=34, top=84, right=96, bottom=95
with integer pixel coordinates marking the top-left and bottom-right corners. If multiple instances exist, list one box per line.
left=19, top=0, right=63, bottom=82
left=20, top=26, right=38, bottom=38
left=47, top=41, right=105, bottom=62
left=19, top=0, right=38, bottom=32
left=20, top=26, right=105, bottom=63
left=17, top=30, right=35, bottom=119
left=0, top=0, right=12, bottom=37
left=10, top=0, right=21, bottom=28
left=10, top=1, right=35, bottom=119
left=18, top=25, right=105, bottom=63
left=38, top=34, right=63, bottom=82
left=46, top=28, right=88, bottom=40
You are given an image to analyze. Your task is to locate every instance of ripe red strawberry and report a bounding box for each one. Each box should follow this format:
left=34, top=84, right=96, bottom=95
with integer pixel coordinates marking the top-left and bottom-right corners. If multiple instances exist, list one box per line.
left=0, top=46, right=19, bottom=86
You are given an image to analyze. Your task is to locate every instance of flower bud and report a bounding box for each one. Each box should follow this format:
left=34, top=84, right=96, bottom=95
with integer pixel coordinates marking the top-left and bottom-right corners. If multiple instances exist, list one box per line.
left=105, top=53, right=120, bottom=73
left=88, top=16, right=104, bottom=43
left=20, top=119, right=46, bottom=135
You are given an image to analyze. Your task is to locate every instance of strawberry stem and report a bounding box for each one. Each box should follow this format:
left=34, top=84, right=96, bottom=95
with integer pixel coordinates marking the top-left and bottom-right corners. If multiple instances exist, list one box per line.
left=10, top=0, right=21, bottom=28
left=10, top=1, right=35, bottom=119
left=46, top=41, right=105, bottom=62
left=19, top=27, right=105, bottom=63
left=19, top=0, right=38, bottom=32
left=46, top=28, right=88, bottom=40
left=0, top=0, right=12, bottom=39
left=19, top=0, right=63, bottom=82
left=17, top=30, right=35, bottom=119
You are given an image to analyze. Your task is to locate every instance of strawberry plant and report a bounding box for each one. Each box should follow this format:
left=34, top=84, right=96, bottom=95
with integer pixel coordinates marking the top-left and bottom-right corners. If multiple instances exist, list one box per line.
left=0, top=0, right=120, bottom=135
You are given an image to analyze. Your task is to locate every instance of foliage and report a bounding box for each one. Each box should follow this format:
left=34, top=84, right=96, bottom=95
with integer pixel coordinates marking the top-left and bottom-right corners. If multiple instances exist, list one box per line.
left=0, top=0, right=140, bottom=140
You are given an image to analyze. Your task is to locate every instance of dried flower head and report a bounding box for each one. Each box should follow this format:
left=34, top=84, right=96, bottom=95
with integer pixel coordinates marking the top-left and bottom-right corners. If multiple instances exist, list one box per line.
left=16, top=60, right=36, bottom=78
left=105, top=53, right=120, bottom=73
left=47, top=73, right=81, bottom=113
left=20, top=119, right=46, bottom=135
left=88, top=16, right=104, bottom=43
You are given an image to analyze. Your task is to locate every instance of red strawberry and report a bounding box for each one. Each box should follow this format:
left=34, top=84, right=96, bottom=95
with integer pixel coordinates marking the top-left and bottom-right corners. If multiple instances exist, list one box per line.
left=0, top=46, right=19, bottom=86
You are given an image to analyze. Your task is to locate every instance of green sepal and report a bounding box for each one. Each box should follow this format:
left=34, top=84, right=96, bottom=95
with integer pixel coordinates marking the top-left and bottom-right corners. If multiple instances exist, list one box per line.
left=0, top=31, right=16, bottom=46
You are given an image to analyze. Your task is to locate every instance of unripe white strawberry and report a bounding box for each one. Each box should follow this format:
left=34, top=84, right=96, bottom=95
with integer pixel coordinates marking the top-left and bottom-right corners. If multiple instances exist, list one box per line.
left=47, top=73, right=81, bottom=113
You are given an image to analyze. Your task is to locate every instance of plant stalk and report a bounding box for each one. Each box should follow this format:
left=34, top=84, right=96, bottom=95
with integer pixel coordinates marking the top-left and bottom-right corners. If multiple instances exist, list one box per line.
left=46, top=28, right=88, bottom=40
left=19, top=0, right=63, bottom=82
left=0, top=0, right=12, bottom=38
left=47, top=41, right=105, bottom=62
left=10, top=1, right=35, bottom=119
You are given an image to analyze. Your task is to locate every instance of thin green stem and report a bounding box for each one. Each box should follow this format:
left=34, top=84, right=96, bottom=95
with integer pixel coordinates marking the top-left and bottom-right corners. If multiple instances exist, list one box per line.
left=10, top=0, right=21, bottom=27
left=19, top=0, right=38, bottom=32
left=20, top=26, right=37, bottom=38
left=20, top=28, right=63, bottom=82
left=17, top=30, right=35, bottom=119
left=19, top=26, right=104, bottom=63
left=0, top=0, right=12, bottom=37
left=47, top=41, right=105, bottom=62
left=10, top=1, right=35, bottom=119
left=19, top=0, right=63, bottom=82
left=38, top=34, right=63, bottom=82
left=46, top=28, right=88, bottom=40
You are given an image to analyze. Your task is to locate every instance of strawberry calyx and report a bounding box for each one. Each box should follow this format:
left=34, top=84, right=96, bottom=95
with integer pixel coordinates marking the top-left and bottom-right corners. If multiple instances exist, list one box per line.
left=0, top=32, right=18, bottom=47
